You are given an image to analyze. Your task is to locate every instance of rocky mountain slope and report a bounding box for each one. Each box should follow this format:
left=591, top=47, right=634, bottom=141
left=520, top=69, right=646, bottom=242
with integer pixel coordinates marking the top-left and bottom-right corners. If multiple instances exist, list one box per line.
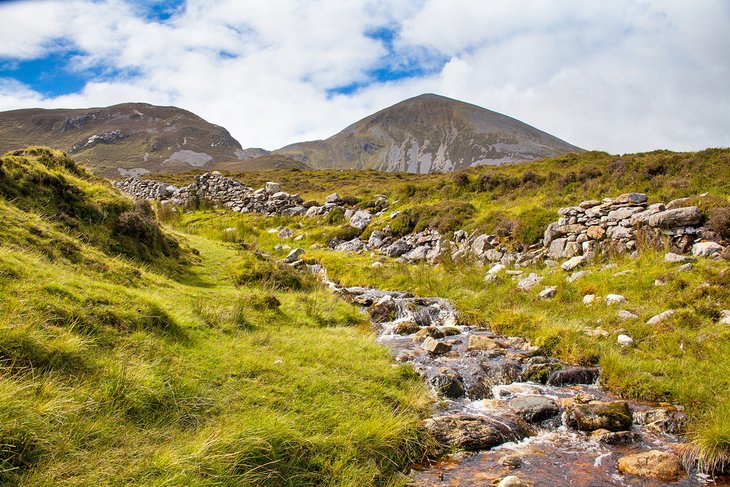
left=271, top=94, right=583, bottom=173
left=0, top=103, right=307, bottom=177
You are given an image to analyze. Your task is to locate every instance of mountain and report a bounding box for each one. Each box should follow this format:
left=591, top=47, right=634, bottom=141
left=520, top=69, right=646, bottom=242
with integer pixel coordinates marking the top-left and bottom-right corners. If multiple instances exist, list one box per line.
left=0, top=103, right=308, bottom=177
left=272, top=93, right=583, bottom=173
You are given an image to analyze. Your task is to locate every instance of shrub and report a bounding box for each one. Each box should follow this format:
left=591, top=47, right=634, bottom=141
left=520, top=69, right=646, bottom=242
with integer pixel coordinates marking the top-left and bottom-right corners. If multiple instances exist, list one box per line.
left=232, top=252, right=312, bottom=291
left=707, top=207, right=730, bottom=239
left=453, top=173, right=470, bottom=188
left=323, top=225, right=362, bottom=245
left=390, top=202, right=476, bottom=237
left=325, top=206, right=345, bottom=225
left=513, top=207, right=556, bottom=244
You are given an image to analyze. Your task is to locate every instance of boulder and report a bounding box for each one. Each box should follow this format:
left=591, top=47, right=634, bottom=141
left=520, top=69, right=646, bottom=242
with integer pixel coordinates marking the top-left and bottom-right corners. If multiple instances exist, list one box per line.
left=402, top=245, right=430, bottom=262
left=647, top=206, right=702, bottom=228
left=421, top=337, right=451, bottom=355
left=265, top=181, right=280, bottom=193
left=382, top=239, right=410, bottom=257
left=334, top=238, right=365, bottom=252
left=349, top=210, right=372, bottom=230
left=517, top=273, right=543, bottom=291
left=547, top=367, right=600, bottom=386
left=283, top=248, right=304, bottom=263
left=605, top=294, right=627, bottom=305
left=565, top=401, right=633, bottom=432
left=692, top=241, right=724, bottom=258
left=613, top=193, right=648, bottom=205
left=325, top=193, right=341, bottom=204
left=367, top=297, right=396, bottom=323
left=647, top=309, right=675, bottom=325
left=561, top=255, right=586, bottom=271
left=617, top=334, right=634, bottom=347
left=497, top=476, right=529, bottom=487
left=367, top=230, right=387, bottom=249
left=548, top=237, right=567, bottom=258
left=508, top=395, right=559, bottom=423
left=430, top=373, right=465, bottom=399
left=393, top=321, right=420, bottom=335
left=617, top=450, right=685, bottom=482
left=424, top=414, right=530, bottom=451
left=539, top=286, right=557, bottom=299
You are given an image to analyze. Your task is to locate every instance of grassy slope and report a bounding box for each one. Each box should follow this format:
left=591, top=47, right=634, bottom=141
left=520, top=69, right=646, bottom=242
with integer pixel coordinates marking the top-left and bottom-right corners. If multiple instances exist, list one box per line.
left=0, top=150, right=432, bottom=485
left=158, top=147, right=730, bottom=471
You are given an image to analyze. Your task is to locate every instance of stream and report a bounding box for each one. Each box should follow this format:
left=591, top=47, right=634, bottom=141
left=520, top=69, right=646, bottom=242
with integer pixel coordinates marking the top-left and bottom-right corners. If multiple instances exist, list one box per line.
left=321, top=276, right=729, bottom=487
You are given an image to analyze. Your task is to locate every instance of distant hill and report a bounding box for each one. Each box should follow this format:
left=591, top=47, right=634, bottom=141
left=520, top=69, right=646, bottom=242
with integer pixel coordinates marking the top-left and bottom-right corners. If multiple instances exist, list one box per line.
left=271, top=94, right=583, bottom=173
left=0, top=103, right=307, bottom=178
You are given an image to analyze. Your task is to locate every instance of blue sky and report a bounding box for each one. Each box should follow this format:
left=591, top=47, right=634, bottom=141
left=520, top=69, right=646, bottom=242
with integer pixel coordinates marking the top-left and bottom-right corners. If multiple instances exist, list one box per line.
left=0, top=0, right=729, bottom=152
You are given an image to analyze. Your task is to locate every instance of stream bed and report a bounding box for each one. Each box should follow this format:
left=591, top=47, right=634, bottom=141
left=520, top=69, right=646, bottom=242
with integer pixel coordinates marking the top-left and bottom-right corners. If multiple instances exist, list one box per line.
left=332, top=283, right=729, bottom=487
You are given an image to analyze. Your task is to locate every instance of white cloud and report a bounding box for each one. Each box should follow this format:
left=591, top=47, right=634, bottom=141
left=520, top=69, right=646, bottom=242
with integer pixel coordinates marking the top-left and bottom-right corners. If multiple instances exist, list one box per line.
left=0, top=0, right=728, bottom=153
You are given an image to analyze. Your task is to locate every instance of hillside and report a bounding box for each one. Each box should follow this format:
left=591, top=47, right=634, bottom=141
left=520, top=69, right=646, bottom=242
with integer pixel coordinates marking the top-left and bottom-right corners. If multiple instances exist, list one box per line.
left=0, top=104, right=306, bottom=178
left=0, top=148, right=430, bottom=485
left=272, top=94, right=583, bottom=173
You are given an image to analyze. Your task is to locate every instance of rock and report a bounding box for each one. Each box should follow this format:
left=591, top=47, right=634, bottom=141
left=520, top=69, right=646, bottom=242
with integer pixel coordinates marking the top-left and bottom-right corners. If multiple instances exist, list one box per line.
left=424, top=414, right=530, bottom=451
left=566, top=270, right=591, bottom=283
left=393, top=321, right=420, bottom=335
left=488, top=263, right=506, bottom=275
left=539, top=286, right=557, bottom=299
left=677, top=262, right=694, bottom=272
left=325, top=193, right=341, bottom=204
left=618, top=310, right=639, bottom=320
left=265, top=181, right=280, bottom=193
left=617, top=450, right=685, bottom=482
left=430, top=373, right=465, bottom=398
left=413, top=326, right=445, bottom=339
left=499, top=453, right=523, bottom=468
left=484, top=273, right=500, bottom=283
left=561, top=255, right=586, bottom=271
left=579, top=200, right=601, bottom=209
left=277, top=227, right=293, bottom=239
left=367, top=230, right=387, bottom=248
left=586, top=225, right=606, bottom=240
left=584, top=328, right=609, bottom=337
left=371, top=261, right=383, bottom=268
left=547, top=367, right=600, bottom=386
left=505, top=270, right=523, bottom=276
left=613, top=192, right=648, bottom=205
left=647, top=309, right=675, bottom=325
left=719, top=310, right=730, bottom=325
left=591, top=429, right=641, bottom=445
left=508, top=395, right=559, bottom=423
left=334, top=238, right=365, bottom=252
left=349, top=210, right=372, bottom=231
left=283, top=248, right=304, bottom=263
left=617, top=334, right=634, bottom=347
left=367, top=297, right=396, bottom=323
left=382, top=239, right=410, bottom=257
left=517, top=273, right=542, bottom=291
left=634, top=407, right=689, bottom=434
left=583, top=294, right=596, bottom=305
left=648, top=206, right=702, bottom=228
left=402, top=245, right=429, bottom=262
left=497, top=476, right=529, bottom=487
left=692, top=241, right=724, bottom=258
left=484, top=248, right=503, bottom=262
left=665, top=252, right=695, bottom=264
left=421, top=337, right=451, bottom=355
left=548, top=237, right=567, bottom=258
left=605, top=294, right=627, bottom=305
left=467, top=335, right=502, bottom=351
left=565, top=401, right=633, bottom=432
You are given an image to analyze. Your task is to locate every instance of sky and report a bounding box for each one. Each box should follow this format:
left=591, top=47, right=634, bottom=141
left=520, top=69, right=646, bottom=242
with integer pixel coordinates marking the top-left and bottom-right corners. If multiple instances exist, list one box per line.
left=0, top=0, right=729, bottom=153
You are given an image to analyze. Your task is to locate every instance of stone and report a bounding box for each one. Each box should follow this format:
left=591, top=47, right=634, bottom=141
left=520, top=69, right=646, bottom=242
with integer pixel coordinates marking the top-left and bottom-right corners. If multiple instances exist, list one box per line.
left=583, top=294, right=596, bottom=305
left=277, top=227, right=293, bottom=239
left=561, top=255, right=586, bottom=271
left=508, top=395, right=559, bottom=422
left=565, top=401, right=633, bottom=431
left=413, top=326, right=446, bottom=339
left=605, top=294, right=627, bottom=305
left=617, top=334, right=634, bottom=347
left=499, top=453, right=523, bottom=468
left=382, top=239, right=410, bottom=257
left=484, top=273, right=500, bottom=283
left=467, top=335, right=501, bottom=351
left=402, top=245, right=430, bottom=262
left=430, top=373, right=465, bottom=398
left=566, top=270, right=591, bottom=283
left=613, top=192, right=648, bottom=205
left=564, top=241, right=582, bottom=257
left=517, top=273, right=543, bottom=291
left=283, top=248, right=304, bottom=263
left=547, top=367, right=600, bottom=386
left=591, top=429, right=641, bottom=445
left=617, top=450, right=685, bottom=482
left=548, top=237, right=567, bottom=258
left=692, top=241, right=724, bottom=258
left=634, top=407, right=689, bottom=435
left=421, top=337, right=451, bottom=355
left=586, top=225, right=605, bottom=240
left=393, top=321, right=420, bottom=335
left=579, top=200, right=601, bottom=209
left=471, top=234, right=492, bottom=255
left=648, top=206, right=702, bottom=228
left=647, top=309, right=675, bottom=325
left=665, top=252, right=695, bottom=263
left=325, top=193, right=341, bottom=204
left=719, top=310, right=730, bottom=325
left=488, top=263, right=506, bottom=275
left=424, top=414, right=529, bottom=451
left=334, top=238, right=365, bottom=252
left=371, top=261, right=383, bottom=268
left=539, top=286, right=557, bottom=299
left=349, top=210, right=372, bottom=230
left=618, top=310, right=639, bottom=320
left=497, top=476, right=529, bottom=487
left=484, top=248, right=503, bottom=262
left=367, top=230, right=387, bottom=249
left=505, top=270, right=523, bottom=276
left=367, top=297, right=396, bottom=323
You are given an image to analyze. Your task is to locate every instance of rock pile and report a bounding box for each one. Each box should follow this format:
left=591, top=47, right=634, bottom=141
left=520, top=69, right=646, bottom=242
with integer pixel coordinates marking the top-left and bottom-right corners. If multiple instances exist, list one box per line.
left=543, top=192, right=725, bottom=258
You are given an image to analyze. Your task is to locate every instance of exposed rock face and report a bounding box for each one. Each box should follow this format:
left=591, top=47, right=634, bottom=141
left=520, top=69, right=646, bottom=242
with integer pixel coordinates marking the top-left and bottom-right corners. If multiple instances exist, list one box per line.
left=617, top=450, right=685, bottom=482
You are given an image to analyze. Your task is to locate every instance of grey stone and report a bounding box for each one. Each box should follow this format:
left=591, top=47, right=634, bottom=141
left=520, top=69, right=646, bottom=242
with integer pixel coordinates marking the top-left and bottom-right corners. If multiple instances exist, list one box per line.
left=348, top=210, right=372, bottom=231
left=648, top=207, right=702, bottom=228
left=421, top=337, right=451, bottom=355
left=424, top=414, right=529, bottom=451
left=283, top=248, right=304, bottom=263
left=647, top=309, right=675, bottom=325
left=517, top=273, right=542, bottom=291
left=508, top=395, right=559, bottom=422
left=539, top=286, right=557, bottom=299
left=561, top=255, right=586, bottom=271
left=692, top=241, right=724, bottom=257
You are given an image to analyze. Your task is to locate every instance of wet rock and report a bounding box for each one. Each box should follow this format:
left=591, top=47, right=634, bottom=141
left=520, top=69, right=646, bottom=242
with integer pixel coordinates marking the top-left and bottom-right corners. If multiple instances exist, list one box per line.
left=517, top=273, right=543, bottom=291
left=539, top=286, right=557, bottom=299
left=430, top=372, right=466, bottom=398
left=421, top=337, right=451, bottom=355
left=547, top=366, right=600, bottom=386
left=692, top=241, right=724, bottom=258
left=522, top=357, right=561, bottom=384
left=467, top=335, right=501, bottom=351
left=561, top=255, right=586, bottom=271
left=634, top=407, right=688, bottom=435
left=499, top=453, right=523, bottom=468
left=617, top=450, right=685, bottom=482
left=413, top=326, right=446, bottom=339
left=393, top=321, right=420, bottom=335
left=565, top=401, right=633, bottom=432
left=647, top=309, right=675, bottom=325
left=605, top=294, right=627, bottom=305
left=424, top=414, right=530, bottom=451
left=283, top=247, right=304, bottom=263
left=497, top=476, right=529, bottom=487
left=591, top=429, right=641, bottom=444
left=367, top=296, right=396, bottom=323
left=648, top=206, right=702, bottom=228
left=482, top=360, right=524, bottom=388
left=617, top=334, right=634, bottom=347
left=508, top=395, right=559, bottom=423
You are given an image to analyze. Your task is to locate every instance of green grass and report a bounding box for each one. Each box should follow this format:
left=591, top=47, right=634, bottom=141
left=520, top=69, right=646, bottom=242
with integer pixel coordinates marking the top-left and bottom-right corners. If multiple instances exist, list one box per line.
left=0, top=151, right=434, bottom=485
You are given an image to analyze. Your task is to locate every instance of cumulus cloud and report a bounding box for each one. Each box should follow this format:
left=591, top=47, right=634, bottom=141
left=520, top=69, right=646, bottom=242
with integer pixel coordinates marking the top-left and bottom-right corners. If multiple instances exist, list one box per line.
left=0, top=0, right=728, bottom=152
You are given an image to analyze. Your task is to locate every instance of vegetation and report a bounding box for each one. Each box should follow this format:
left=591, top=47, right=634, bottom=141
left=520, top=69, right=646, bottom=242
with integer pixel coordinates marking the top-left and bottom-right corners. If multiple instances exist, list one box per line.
left=0, top=149, right=432, bottom=485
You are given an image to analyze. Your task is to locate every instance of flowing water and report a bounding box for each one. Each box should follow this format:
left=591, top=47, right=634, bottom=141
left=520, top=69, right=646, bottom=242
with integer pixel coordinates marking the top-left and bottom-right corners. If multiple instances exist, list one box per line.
left=327, top=280, right=730, bottom=487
